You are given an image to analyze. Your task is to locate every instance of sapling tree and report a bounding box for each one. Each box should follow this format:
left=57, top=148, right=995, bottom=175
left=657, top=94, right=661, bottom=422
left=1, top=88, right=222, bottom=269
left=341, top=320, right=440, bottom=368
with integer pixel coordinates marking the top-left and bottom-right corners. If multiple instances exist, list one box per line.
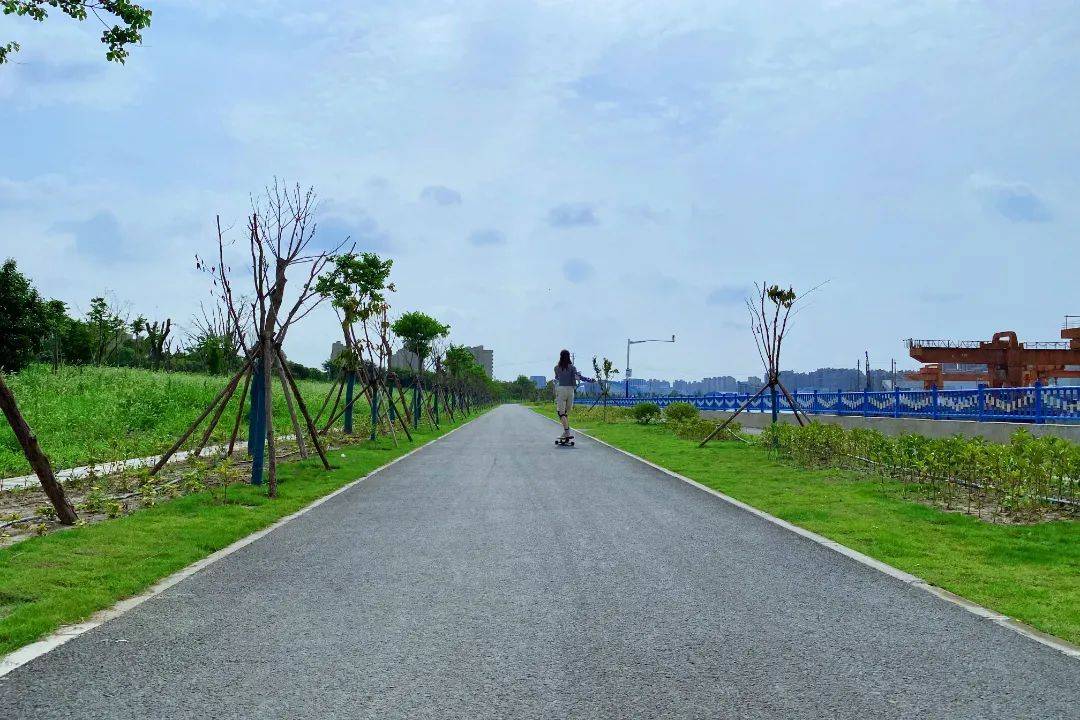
left=699, top=282, right=818, bottom=447
left=390, top=311, right=449, bottom=428
left=157, top=181, right=341, bottom=496
left=1, top=0, right=152, bottom=64
left=315, top=252, right=413, bottom=440
left=86, top=296, right=128, bottom=365
left=589, top=356, right=619, bottom=422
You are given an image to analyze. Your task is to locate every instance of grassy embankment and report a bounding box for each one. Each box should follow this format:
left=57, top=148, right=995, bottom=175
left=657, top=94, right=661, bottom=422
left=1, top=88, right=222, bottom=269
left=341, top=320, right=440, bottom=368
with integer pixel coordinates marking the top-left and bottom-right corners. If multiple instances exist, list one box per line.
left=0, top=408, right=481, bottom=656
left=1, top=364, right=356, bottom=478
left=534, top=405, right=1080, bottom=645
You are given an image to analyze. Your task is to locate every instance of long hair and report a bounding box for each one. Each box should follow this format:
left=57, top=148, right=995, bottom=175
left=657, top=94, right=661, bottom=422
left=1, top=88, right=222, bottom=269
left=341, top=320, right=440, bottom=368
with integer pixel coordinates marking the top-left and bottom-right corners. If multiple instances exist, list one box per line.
left=558, top=349, right=571, bottom=370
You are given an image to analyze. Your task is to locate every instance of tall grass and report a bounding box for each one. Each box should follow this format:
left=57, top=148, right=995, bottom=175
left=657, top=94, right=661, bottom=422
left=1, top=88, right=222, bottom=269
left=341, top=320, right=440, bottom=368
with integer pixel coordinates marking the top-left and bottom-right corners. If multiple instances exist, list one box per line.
left=0, top=364, right=344, bottom=477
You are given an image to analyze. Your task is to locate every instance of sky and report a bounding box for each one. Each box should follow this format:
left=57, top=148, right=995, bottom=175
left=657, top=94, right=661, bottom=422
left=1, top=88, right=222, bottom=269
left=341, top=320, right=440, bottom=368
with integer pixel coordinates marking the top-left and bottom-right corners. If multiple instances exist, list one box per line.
left=2, top=0, right=1078, bottom=381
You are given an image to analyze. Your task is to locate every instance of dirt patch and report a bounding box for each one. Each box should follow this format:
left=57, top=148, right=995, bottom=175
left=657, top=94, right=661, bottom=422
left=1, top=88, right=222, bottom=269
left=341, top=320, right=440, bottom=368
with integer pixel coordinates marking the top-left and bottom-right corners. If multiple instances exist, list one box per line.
left=0, top=431, right=355, bottom=547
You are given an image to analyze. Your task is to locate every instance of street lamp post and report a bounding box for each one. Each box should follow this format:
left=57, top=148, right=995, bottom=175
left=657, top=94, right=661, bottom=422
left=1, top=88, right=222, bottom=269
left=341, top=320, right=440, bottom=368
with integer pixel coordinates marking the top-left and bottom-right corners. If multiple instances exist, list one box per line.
left=626, top=335, right=676, bottom=398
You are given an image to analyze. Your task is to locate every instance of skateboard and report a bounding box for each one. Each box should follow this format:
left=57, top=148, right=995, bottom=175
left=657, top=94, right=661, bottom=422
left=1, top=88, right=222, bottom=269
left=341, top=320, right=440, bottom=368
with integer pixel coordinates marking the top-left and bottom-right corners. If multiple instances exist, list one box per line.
left=555, top=435, right=575, bottom=447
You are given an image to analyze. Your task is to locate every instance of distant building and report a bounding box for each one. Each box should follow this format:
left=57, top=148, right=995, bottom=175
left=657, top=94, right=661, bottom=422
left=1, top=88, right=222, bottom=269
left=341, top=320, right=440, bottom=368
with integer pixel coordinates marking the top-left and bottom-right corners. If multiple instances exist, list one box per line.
left=467, top=345, right=494, bottom=377
left=390, top=344, right=493, bottom=375
left=389, top=347, right=420, bottom=371
left=645, top=378, right=672, bottom=395
left=330, top=341, right=346, bottom=361
left=530, top=375, right=547, bottom=389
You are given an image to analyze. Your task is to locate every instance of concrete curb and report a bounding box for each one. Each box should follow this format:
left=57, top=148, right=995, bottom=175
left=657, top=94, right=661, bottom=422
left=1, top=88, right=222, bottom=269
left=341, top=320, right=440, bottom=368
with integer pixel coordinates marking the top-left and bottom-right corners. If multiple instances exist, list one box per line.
left=0, top=416, right=480, bottom=679
left=539, top=411, right=1080, bottom=661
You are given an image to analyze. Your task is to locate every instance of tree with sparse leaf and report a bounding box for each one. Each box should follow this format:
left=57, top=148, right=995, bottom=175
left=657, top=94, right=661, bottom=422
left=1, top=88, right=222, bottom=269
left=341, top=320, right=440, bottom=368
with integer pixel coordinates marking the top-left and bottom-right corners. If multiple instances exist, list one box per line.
left=1, top=0, right=152, bottom=65
left=391, top=311, right=449, bottom=429
left=590, top=356, right=619, bottom=422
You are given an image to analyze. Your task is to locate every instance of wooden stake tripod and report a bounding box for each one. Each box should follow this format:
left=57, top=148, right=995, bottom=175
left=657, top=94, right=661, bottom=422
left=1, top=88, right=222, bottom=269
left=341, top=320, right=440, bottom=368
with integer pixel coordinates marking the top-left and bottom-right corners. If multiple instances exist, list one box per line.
left=149, top=342, right=331, bottom=481
left=698, top=374, right=809, bottom=447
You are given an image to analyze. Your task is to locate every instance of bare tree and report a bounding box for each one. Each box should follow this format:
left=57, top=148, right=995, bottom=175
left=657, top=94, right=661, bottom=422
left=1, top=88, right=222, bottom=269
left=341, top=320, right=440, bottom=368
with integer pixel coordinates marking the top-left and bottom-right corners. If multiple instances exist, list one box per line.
left=699, top=282, right=817, bottom=447
left=156, top=181, right=340, bottom=496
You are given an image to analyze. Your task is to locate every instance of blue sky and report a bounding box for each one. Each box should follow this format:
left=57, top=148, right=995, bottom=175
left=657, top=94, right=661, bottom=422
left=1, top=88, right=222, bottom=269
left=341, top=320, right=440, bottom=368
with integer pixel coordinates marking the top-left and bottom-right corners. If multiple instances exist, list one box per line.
left=2, top=1, right=1078, bottom=380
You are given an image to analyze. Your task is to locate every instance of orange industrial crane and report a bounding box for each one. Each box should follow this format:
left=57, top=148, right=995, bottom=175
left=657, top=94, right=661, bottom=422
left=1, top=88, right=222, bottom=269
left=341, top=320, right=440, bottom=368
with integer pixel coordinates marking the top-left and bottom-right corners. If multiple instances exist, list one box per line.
left=906, top=318, right=1080, bottom=389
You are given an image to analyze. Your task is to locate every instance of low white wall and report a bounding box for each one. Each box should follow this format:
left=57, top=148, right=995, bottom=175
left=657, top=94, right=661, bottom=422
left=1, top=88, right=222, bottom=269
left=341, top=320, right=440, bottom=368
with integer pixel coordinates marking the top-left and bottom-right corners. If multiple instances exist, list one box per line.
left=701, top=411, right=1080, bottom=444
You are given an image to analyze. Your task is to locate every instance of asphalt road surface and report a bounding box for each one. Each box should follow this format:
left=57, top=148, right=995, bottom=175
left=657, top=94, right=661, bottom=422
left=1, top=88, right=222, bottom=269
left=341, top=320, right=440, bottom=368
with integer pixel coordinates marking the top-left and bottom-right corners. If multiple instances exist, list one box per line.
left=1, top=404, right=1076, bottom=719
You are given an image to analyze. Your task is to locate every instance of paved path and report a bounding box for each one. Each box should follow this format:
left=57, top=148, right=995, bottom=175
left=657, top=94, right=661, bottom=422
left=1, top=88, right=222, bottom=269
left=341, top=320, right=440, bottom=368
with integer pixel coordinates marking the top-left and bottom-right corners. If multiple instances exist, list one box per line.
left=1, top=405, right=1076, bottom=719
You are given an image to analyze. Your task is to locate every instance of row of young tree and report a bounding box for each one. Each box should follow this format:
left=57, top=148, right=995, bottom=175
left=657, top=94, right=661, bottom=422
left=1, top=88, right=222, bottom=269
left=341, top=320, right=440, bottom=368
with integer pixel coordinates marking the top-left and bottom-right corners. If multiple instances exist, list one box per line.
left=1, top=181, right=498, bottom=524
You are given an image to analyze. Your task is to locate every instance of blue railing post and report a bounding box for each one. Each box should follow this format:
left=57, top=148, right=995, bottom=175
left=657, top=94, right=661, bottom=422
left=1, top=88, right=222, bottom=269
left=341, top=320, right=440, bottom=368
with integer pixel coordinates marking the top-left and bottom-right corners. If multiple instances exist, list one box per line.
left=343, top=371, right=356, bottom=434
left=893, top=386, right=900, bottom=418
left=413, top=384, right=421, bottom=428
left=369, top=383, right=378, bottom=441
left=837, top=388, right=843, bottom=416
left=812, top=389, right=818, bottom=415
left=248, top=358, right=265, bottom=486
left=862, top=387, right=869, bottom=417
left=1035, top=381, right=1044, bottom=424
left=931, top=384, right=939, bottom=420
left=977, top=384, right=986, bottom=422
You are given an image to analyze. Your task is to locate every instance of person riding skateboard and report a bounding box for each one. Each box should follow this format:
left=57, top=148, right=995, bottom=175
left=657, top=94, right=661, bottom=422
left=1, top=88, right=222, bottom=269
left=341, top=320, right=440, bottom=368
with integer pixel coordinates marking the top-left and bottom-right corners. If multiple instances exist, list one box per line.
left=554, top=349, right=594, bottom=440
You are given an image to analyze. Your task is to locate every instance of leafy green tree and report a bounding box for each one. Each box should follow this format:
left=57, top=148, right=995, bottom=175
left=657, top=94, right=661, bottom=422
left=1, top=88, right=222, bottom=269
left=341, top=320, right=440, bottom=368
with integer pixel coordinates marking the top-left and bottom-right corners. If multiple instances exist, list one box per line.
left=391, top=311, right=450, bottom=372
left=0, top=258, right=48, bottom=372
left=444, top=344, right=479, bottom=377
left=315, top=251, right=395, bottom=372
left=509, top=375, right=535, bottom=401
left=42, top=300, right=93, bottom=366
left=1, top=0, right=152, bottom=64
left=86, top=296, right=127, bottom=365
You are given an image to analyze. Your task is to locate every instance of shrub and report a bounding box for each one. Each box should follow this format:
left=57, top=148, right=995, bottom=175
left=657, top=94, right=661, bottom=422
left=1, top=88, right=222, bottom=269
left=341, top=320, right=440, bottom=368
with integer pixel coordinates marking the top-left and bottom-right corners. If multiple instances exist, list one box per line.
left=673, top=417, right=740, bottom=441
left=755, top=420, right=1080, bottom=514
left=632, top=402, right=662, bottom=424
left=664, top=402, right=698, bottom=423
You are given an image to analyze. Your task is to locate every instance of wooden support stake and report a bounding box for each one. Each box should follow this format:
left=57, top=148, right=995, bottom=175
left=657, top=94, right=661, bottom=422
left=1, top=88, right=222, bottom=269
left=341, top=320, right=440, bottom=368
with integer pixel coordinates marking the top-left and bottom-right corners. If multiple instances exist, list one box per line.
left=776, top=381, right=809, bottom=427
left=389, top=376, right=414, bottom=441
left=276, top=346, right=331, bottom=470
left=276, top=355, right=308, bottom=458
left=699, top=382, right=770, bottom=447
left=314, top=374, right=342, bottom=424
left=194, top=369, right=246, bottom=457
left=227, top=369, right=252, bottom=457
left=151, top=359, right=253, bottom=474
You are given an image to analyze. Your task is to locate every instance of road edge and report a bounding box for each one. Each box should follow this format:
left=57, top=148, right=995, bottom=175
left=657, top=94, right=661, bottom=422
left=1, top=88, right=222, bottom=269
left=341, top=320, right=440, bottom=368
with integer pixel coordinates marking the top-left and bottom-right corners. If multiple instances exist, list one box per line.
left=534, top=409, right=1080, bottom=661
left=0, top=412, right=484, bottom=679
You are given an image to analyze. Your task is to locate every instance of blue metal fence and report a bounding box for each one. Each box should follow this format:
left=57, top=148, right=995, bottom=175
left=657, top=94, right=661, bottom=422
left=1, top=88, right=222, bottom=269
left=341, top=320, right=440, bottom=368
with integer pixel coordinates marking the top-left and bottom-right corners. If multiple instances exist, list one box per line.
left=594, top=383, right=1080, bottom=424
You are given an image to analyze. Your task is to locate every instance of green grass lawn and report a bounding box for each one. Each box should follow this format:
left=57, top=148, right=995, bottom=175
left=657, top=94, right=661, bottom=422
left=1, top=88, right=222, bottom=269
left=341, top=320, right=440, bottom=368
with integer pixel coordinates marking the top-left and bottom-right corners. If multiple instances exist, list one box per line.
left=536, top=406, right=1080, bottom=645
left=0, top=364, right=355, bottom=478
left=0, top=410, right=480, bottom=656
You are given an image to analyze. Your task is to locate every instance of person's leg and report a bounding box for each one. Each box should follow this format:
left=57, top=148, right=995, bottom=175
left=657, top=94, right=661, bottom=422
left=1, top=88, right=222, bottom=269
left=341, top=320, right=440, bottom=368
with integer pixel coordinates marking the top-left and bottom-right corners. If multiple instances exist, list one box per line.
left=556, top=387, right=571, bottom=436
left=563, top=390, right=575, bottom=436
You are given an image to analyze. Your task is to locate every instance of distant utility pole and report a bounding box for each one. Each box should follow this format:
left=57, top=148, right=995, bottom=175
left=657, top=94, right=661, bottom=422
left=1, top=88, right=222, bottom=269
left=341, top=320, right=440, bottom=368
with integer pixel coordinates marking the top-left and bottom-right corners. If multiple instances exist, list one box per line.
left=865, top=350, right=871, bottom=391
left=625, top=334, right=675, bottom=398
left=856, top=358, right=860, bottom=391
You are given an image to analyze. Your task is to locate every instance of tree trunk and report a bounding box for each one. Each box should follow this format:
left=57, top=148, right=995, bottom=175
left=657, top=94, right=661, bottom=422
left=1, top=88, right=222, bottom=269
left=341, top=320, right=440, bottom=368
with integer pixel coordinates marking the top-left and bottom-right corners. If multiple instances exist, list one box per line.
left=0, top=375, right=78, bottom=525
left=262, top=262, right=287, bottom=497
